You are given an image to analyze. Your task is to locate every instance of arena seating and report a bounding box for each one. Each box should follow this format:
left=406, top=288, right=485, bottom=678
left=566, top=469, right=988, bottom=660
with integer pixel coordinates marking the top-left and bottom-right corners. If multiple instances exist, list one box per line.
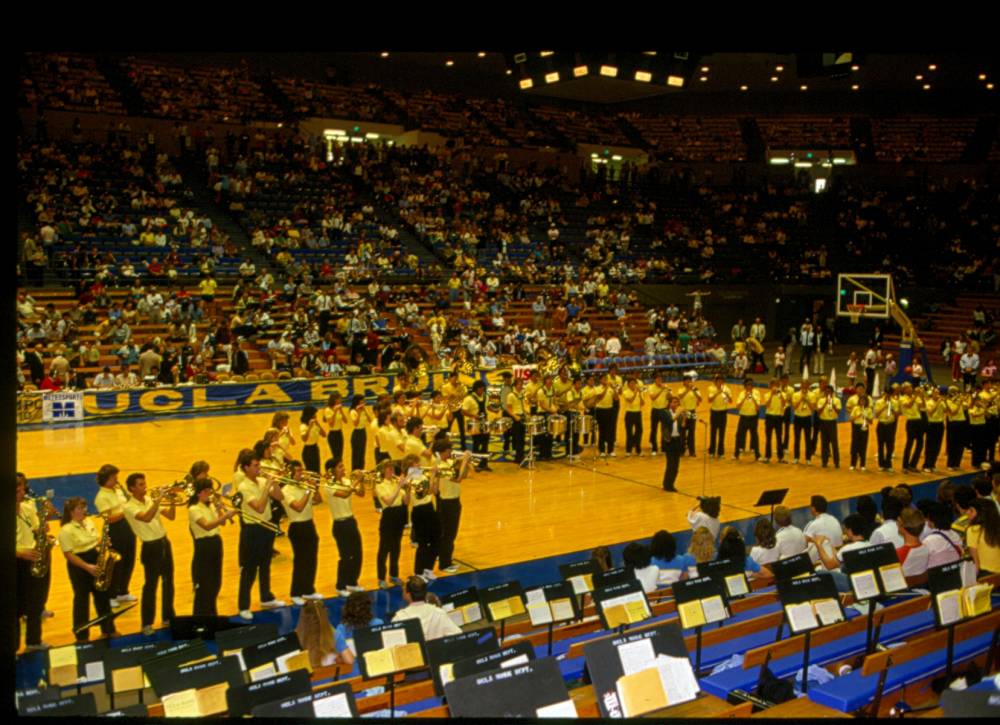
left=20, top=52, right=126, bottom=116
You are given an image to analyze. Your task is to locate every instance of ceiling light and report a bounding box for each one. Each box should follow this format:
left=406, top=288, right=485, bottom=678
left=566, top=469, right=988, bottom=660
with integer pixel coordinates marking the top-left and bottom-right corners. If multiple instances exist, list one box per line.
left=545, top=72, right=559, bottom=84
left=771, top=76, right=778, bottom=82
left=540, top=51, right=554, bottom=57
left=800, top=84, right=808, bottom=91
left=923, top=84, right=931, bottom=90
left=519, top=78, right=533, bottom=90
left=794, top=161, right=813, bottom=168
left=573, top=65, right=588, bottom=77
left=380, top=52, right=389, bottom=58
left=634, top=70, right=652, bottom=82
left=987, top=83, right=995, bottom=90
left=740, top=85, right=748, bottom=91
left=700, top=76, right=708, bottom=82
left=643, top=51, right=657, bottom=56
left=979, top=73, right=987, bottom=80
left=477, top=52, right=486, bottom=58
left=851, top=65, right=859, bottom=71
left=915, top=74, right=923, bottom=81
left=365, top=132, right=379, bottom=139
left=505, top=69, right=512, bottom=75
left=851, top=84, right=860, bottom=90
left=775, top=65, right=784, bottom=72
left=666, top=75, right=684, bottom=87
left=928, top=64, right=937, bottom=71
left=832, top=158, right=847, bottom=165
left=590, top=153, right=598, bottom=159
left=611, top=155, right=622, bottom=161
left=600, top=65, right=618, bottom=77
left=700, top=66, right=709, bottom=72
left=769, top=158, right=790, bottom=165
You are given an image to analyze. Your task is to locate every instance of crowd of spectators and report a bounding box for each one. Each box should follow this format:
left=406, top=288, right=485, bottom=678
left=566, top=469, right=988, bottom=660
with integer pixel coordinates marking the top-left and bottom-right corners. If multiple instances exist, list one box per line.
left=20, top=52, right=126, bottom=116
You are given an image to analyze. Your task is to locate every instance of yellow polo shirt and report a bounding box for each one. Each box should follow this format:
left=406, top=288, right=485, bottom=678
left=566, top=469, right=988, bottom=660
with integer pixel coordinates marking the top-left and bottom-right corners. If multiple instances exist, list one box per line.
left=123, top=497, right=168, bottom=542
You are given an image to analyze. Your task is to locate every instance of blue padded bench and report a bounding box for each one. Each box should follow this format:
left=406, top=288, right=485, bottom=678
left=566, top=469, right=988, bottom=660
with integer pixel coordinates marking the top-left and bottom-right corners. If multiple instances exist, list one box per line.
left=699, top=608, right=926, bottom=700
left=807, top=630, right=996, bottom=712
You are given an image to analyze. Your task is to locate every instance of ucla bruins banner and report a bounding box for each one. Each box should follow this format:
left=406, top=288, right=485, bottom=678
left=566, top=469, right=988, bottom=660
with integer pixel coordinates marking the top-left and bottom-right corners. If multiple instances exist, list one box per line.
left=21, top=369, right=513, bottom=425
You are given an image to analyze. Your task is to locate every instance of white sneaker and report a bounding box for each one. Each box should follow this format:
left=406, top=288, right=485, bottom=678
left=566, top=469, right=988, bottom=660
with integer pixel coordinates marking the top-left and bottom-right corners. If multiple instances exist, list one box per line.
left=624, top=452, right=631, bottom=457
left=239, top=610, right=253, bottom=621
left=849, top=466, right=855, bottom=471
left=303, top=592, right=326, bottom=600
left=860, top=467, right=867, bottom=471
left=609, top=452, right=617, bottom=458
left=443, top=565, right=460, bottom=574
left=291, top=596, right=305, bottom=606
left=422, top=569, right=438, bottom=581
left=345, top=585, right=365, bottom=593
left=109, top=597, right=121, bottom=608
left=142, top=626, right=154, bottom=636
left=260, top=599, right=286, bottom=609
left=338, top=589, right=352, bottom=597
left=650, top=451, right=658, bottom=457
left=119, top=593, right=138, bottom=603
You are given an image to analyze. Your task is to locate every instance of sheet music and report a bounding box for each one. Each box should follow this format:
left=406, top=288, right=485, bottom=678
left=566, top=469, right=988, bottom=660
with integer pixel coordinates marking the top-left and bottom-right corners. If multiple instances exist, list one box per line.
left=936, top=590, right=962, bottom=626
left=725, top=574, right=749, bottom=597
left=786, top=602, right=818, bottom=633
left=850, top=570, right=879, bottom=600
left=439, top=663, right=455, bottom=686
left=536, top=699, right=579, bottom=718
left=441, top=602, right=455, bottom=612
left=527, top=600, right=554, bottom=626
left=381, top=628, right=408, bottom=650
left=617, top=637, right=656, bottom=676
left=550, top=598, right=575, bottom=622
left=525, top=588, right=547, bottom=606
left=463, top=602, right=482, bottom=623
left=813, top=598, right=843, bottom=626
left=701, top=595, right=727, bottom=624
left=879, top=564, right=907, bottom=593
left=84, top=661, right=105, bottom=682
left=447, top=608, right=466, bottom=627
left=249, top=662, right=277, bottom=682
left=312, top=691, right=352, bottom=718
left=656, top=653, right=699, bottom=705
left=569, top=574, right=590, bottom=595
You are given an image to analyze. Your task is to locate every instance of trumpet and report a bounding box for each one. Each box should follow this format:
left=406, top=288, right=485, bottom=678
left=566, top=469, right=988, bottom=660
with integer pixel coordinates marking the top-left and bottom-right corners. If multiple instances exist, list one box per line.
left=401, top=475, right=431, bottom=498
left=150, top=482, right=188, bottom=505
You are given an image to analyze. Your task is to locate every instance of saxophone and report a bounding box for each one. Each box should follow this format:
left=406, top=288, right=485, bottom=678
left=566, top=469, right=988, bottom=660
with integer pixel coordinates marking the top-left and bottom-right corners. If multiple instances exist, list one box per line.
left=93, top=512, right=121, bottom=592
left=29, top=497, right=55, bottom=578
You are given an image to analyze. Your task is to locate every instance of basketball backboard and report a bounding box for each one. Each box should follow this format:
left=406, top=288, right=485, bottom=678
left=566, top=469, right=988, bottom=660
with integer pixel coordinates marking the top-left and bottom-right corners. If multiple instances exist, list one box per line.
left=836, top=273, right=892, bottom=319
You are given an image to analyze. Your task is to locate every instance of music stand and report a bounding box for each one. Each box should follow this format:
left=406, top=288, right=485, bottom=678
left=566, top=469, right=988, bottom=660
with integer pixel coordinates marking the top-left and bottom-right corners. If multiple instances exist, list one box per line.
left=754, top=488, right=788, bottom=522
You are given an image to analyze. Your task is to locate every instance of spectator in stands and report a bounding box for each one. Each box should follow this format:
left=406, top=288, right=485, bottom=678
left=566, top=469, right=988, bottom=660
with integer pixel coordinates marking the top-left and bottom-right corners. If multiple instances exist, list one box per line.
left=773, top=506, right=808, bottom=560
left=649, top=529, right=694, bottom=584
left=870, top=494, right=904, bottom=547
left=967, top=498, right=1000, bottom=575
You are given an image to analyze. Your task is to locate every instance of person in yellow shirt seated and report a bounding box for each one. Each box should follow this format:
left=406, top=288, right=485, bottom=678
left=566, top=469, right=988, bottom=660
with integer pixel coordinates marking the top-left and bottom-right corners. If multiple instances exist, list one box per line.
left=734, top=379, right=761, bottom=461
left=706, top=373, right=732, bottom=459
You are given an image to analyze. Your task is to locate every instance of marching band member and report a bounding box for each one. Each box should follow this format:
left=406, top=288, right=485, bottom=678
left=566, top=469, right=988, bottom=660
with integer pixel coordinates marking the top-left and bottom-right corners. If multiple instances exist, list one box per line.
left=235, top=448, right=286, bottom=620
left=622, top=377, right=645, bottom=456
left=433, top=439, right=465, bottom=573
left=553, top=367, right=574, bottom=451
left=662, top=396, right=687, bottom=492
left=945, top=386, right=968, bottom=470
left=791, top=383, right=817, bottom=464
left=779, top=372, right=794, bottom=453
left=423, top=389, right=452, bottom=435
left=348, top=396, right=375, bottom=473
left=323, top=392, right=350, bottom=464
left=300, top=405, right=324, bottom=474
left=123, top=473, right=177, bottom=635
left=271, top=411, right=297, bottom=462
left=734, top=379, right=762, bottom=461
left=506, top=375, right=528, bottom=463
left=461, top=380, right=493, bottom=470
left=375, top=457, right=410, bottom=589
left=499, top=371, right=515, bottom=454
left=849, top=388, right=874, bottom=470
left=706, top=373, right=732, bottom=459
left=677, top=377, right=701, bottom=456
left=16, top=475, right=50, bottom=651
left=93, top=463, right=136, bottom=607
left=816, top=379, right=842, bottom=469
left=762, top=378, right=787, bottom=463
left=188, top=472, right=238, bottom=616
left=875, top=383, right=901, bottom=471
left=534, top=374, right=559, bottom=461
left=899, top=382, right=926, bottom=473
left=403, top=416, right=435, bottom=465
left=408, top=455, right=441, bottom=582
left=647, top=372, right=669, bottom=456
left=607, top=364, right=624, bottom=454
left=923, top=385, right=946, bottom=472
left=968, top=392, right=989, bottom=468
left=581, top=374, right=601, bottom=447
left=324, top=458, right=365, bottom=596
left=281, top=460, right=325, bottom=605
left=563, top=376, right=585, bottom=455
left=58, top=497, right=117, bottom=641
left=594, top=372, right=619, bottom=457
left=523, top=369, right=542, bottom=417
left=442, top=371, right=468, bottom=451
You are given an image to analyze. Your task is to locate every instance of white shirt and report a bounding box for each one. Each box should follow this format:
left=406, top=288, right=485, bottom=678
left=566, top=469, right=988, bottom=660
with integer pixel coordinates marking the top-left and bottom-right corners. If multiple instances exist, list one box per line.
left=775, top=525, right=808, bottom=559
left=633, top=565, right=659, bottom=594
left=750, top=545, right=780, bottom=567
left=804, top=513, right=844, bottom=549
left=922, top=529, right=963, bottom=569
left=869, top=520, right=904, bottom=548
left=391, top=601, right=462, bottom=641
left=687, top=511, right=720, bottom=540
left=835, top=539, right=871, bottom=565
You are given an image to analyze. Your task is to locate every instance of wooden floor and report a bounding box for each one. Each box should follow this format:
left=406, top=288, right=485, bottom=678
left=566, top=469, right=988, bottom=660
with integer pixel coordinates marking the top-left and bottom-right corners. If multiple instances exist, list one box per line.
left=17, top=381, right=968, bottom=648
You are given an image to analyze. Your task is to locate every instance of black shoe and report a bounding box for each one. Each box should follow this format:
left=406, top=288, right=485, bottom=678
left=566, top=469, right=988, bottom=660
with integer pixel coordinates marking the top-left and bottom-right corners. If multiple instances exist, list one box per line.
left=663, top=486, right=677, bottom=492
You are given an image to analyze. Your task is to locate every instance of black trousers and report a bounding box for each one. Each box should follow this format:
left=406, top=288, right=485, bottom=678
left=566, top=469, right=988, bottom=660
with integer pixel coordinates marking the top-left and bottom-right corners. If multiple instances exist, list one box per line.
left=903, top=418, right=925, bottom=470
left=511, top=419, right=526, bottom=462
left=596, top=408, right=615, bottom=454
left=139, top=537, right=175, bottom=627
left=333, top=517, right=363, bottom=589
left=987, top=417, right=999, bottom=463
left=288, top=520, right=319, bottom=597
left=923, top=422, right=945, bottom=470
left=946, top=421, right=967, bottom=468
left=683, top=412, right=696, bottom=455
left=108, top=518, right=136, bottom=598
left=876, top=421, right=898, bottom=469
left=351, top=429, right=367, bottom=472
left=67, top=549, right=114, bottom=641
left=501, top=412, right=514, bottom=452
left=611, top=403, right=620, bottom=449
left=16, top=558, right=45, bottom=646
left=238, top=524, right=277, bottom=611
left=850, top=424, right=869, bottom=467
left=970, top=424, right=989, bottom=467
left=793, top=416, right=814, bottom=461
left=810, top=412, right=821, bottom=450
left=302, top=443, right=321, bottom=474
left=764, top=415, right=784, bottom=460
left=735, top=415, right=760, bottom=459
left=820, top=419, right=840, bottom=467
left=624, top=411, right=643, bottom=454
left=662, top=436, right=682, bottom=490
left=377, top=506, right=407, bottom=582
left=191, top=536, right=222, bottom=616
left=451, top=411, right=467, bottom=450
left=327, top=430, right=345, bottom=463
left=472, top=432, right=491, bottom=466
left=782, top=408, right=793, bottom=449
left=412, top=502, right=441, bottom=574
left=709, top=410, right=727, bottom=456
left=437, top=498, right=461, bottom=568
left=649, top=409, right=665, bottom=452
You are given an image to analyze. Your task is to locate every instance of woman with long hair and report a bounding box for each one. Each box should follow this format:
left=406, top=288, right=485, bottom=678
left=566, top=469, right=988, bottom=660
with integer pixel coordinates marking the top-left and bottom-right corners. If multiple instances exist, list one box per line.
left=749, top=518, right=780, bottom=569
left=333, top=592, right=383, bottom=665
left=295, top=599, right=337, bottom=668
left=58, top=497, right=117, bottom=641
left=188, top=464, right=238, bottom=616
left=271, top=411, right=297, bottom=461
left=649, top=529, right=695, bottom=584
left=300, top=405, right=323, bottom=474
left=687, top=526, right=716, bottom=564
left=323, top=392, right=349, bottom=464
left=967, top=498, right=1000, bottom=575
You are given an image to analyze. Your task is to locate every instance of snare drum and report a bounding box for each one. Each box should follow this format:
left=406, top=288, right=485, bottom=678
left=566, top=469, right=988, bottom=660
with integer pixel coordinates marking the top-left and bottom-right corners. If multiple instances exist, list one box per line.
left=466, top=416, right=489, bottom=435
left=547, top=414, right=568, bottom=436
left=525, top=415, right=546, bottom=436
left=490, top=417, right=513, bottom=434
left=578, top=415, right=596, bottom=436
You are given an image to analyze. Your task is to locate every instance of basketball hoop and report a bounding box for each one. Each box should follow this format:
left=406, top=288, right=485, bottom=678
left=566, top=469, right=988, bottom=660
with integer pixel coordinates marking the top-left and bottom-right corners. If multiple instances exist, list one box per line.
left=847, top=304, right=866, bottom=324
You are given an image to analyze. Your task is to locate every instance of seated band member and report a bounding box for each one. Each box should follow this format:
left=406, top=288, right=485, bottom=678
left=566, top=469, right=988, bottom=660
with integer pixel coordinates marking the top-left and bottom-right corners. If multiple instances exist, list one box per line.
left=375, top=457, right=410, bottom=590
left=123, top=473, right=176, bottom=636
left=325, top=458, right=365, bottom=596
left=58, top=497, right=117, bottom=641
left=235, top=448, right=286, bottom=620
left=188, top=472, right=239, bottom=616
left=281, top=460, right=325, bottom=605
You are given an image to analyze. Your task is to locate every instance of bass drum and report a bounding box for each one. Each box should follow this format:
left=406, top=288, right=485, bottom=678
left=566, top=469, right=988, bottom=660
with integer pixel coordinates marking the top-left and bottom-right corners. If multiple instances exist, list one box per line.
left=547, top=414, right=568, bottom=436
left=525, top=415, right=546, bottom=436
left=490, top=417, right=513, bottom=434
left=466, top=416, right=489, bottom=435
left=578, top=415, right=597, bottom=436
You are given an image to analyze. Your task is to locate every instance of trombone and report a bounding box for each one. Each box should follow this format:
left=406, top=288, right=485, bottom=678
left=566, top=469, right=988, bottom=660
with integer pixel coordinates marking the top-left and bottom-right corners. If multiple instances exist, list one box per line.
left=228, top=491, right=282, bottom=533
left=259, top=460, right=325, bottom=492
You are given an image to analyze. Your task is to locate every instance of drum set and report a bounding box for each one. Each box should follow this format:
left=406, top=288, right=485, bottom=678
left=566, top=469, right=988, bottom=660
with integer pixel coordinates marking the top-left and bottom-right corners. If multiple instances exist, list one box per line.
left=518, top=412, right=596, bottom=468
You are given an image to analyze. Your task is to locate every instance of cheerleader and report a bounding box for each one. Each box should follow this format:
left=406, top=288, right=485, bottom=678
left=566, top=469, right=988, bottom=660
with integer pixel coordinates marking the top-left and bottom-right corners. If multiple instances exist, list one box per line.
left=58, top=498, right=116, bottom=641
left=300, top=405, right=323, bottom=474
left=188, top=469, right=238, bottom=616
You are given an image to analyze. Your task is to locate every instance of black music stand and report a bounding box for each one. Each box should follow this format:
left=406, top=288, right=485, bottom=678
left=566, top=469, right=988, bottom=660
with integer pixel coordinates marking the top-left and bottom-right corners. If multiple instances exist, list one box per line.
left=754, top=488, right=788, bottom=523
